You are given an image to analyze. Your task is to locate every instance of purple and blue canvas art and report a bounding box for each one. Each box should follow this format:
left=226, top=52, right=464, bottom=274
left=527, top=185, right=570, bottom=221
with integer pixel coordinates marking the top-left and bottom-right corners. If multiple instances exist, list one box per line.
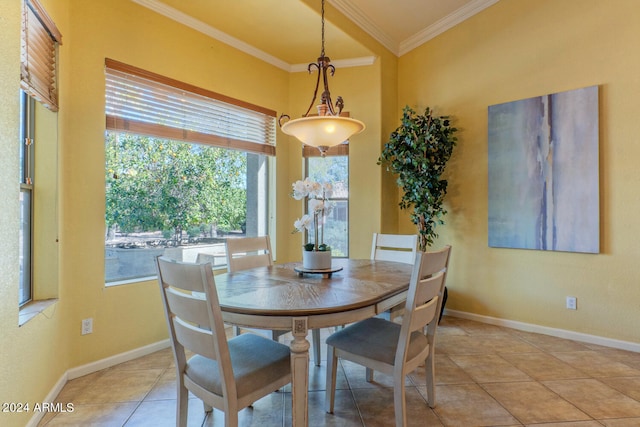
left=488, top=86, right=599, bottom=253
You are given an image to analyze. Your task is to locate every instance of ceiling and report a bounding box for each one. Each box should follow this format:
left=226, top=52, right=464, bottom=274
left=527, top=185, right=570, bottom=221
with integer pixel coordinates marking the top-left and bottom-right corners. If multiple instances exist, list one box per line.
left=132, top=0, right=498, bottom=71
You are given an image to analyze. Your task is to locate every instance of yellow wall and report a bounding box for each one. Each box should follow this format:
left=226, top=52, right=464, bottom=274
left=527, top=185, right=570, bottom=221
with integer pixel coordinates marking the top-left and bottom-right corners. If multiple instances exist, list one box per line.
left=398, top=0, right=640, bottom=343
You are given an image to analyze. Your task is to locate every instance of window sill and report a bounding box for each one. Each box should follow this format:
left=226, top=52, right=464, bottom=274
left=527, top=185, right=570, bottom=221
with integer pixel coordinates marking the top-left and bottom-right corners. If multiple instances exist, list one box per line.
left=19, top=298, right=58, bottom=326
left=104, top=265, right=228, bottom=287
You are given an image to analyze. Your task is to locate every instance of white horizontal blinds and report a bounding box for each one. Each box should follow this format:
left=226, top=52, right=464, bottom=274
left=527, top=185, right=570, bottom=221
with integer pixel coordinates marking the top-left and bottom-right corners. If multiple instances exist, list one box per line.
left=21, top=0, right=62, bottom=112
left=105, top=59, right=276, bottom=156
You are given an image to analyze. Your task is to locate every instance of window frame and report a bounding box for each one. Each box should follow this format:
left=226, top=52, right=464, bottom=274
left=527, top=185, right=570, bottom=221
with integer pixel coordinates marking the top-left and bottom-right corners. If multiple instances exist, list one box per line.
left=19, top=92, right=35, bottom=306
left=104, top=61, right=276, bottom=285
left=304, top=146, right=350, bottom=258
left=19, top=0, right=61, bottom=312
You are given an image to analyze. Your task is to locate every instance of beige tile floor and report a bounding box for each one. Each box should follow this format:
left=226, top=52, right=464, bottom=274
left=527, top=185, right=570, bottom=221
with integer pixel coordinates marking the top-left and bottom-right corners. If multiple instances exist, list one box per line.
left=38, top=316, right=640, bottom=426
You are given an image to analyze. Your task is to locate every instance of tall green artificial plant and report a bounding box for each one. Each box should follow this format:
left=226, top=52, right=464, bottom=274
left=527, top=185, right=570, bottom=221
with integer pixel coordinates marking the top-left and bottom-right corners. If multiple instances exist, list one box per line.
left=378, top=106, right=457, bottom=251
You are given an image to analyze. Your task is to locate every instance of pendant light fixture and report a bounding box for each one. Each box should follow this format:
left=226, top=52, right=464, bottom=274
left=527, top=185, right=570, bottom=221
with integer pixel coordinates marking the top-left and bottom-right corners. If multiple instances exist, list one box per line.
left=278, top=0, right=365, bottom=156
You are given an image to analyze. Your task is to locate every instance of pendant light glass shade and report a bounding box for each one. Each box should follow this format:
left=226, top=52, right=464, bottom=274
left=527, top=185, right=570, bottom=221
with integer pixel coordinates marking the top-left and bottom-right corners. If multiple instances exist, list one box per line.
left=281, top=115, right=365, bottom=154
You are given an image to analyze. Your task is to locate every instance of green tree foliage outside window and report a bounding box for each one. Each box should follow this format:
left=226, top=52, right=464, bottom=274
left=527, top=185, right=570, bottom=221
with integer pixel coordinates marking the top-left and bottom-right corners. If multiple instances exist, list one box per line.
left=105, top=133, right=247, bottom=244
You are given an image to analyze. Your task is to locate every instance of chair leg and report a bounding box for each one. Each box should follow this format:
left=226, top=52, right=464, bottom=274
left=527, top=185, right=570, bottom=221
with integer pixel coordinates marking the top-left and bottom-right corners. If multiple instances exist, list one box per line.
left=234, top=325, right=241, bottom=336
left=312, top=329, right=321, bottom=366
left=425, top=353, right=436, bottom=408
left=393, top=374, right=407, bottom=427
left=365, top=367, right=374, bottom=382
left=325, top=345, right=338, bottom=414
left=177, top=381, right=189, bottom=427
left=224, top=409, right=238, bottom=427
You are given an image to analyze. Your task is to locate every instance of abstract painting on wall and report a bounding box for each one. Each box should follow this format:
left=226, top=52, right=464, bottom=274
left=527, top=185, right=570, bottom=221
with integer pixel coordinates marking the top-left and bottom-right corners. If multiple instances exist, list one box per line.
left=488, top=85, right=599, bottom=253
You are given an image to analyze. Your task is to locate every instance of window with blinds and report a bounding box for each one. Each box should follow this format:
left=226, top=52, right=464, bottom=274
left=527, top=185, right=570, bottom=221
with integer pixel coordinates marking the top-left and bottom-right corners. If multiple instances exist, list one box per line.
left=19, top=0, right=62, bottom=311
left=105, top=59, right=276, bottom=156
left=104, top=60, right=273, bottom=285
left=21, top=0, right=62, bottom=112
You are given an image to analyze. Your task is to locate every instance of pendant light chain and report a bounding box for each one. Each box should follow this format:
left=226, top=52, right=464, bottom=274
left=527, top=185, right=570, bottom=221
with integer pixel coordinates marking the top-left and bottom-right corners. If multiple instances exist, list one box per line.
left=320, top=0, right=326, bottom=57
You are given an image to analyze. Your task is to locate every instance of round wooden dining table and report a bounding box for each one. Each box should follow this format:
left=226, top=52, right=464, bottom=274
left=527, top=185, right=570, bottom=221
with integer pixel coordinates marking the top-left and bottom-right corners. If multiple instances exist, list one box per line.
left=214, top=258, right=413, bottom=427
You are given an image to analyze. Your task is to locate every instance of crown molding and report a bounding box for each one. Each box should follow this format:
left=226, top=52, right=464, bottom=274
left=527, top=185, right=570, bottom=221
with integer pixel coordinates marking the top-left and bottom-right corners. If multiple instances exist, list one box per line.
left=329, top=0, right=499, bottom=57
left=399, top=0, right=499, bottom=56
left=131, top=0, right=291, bottom=71
left=132, top=0, right=376, bottom=73
left=327, top=0, right=398, bottom=55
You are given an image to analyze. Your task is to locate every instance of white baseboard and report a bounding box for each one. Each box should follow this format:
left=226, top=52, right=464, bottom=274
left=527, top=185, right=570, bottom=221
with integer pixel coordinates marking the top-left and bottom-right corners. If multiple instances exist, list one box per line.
left=67, top=339, right=171, bottom=380
left=445, top=309, right=640, bottom=353
left=26, top=339, right=170, bottom=427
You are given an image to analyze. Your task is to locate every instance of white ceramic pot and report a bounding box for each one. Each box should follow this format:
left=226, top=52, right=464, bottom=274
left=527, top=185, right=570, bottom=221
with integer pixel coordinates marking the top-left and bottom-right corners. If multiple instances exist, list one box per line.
left=302, top=250, right=332, bottom=270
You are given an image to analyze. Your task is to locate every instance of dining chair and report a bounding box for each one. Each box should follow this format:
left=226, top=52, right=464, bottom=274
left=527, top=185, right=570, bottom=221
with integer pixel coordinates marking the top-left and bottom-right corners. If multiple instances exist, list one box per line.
left=225, top=236, right=323, bottom=366
left=371, top=233, right=418, bottom=321
left=325, top=252, right=447, bottom=427
left=155, top=256, right=291, bottom=427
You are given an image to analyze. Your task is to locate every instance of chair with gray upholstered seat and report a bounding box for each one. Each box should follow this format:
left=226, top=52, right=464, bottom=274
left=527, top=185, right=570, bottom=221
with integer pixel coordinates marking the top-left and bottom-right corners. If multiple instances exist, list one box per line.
left=325, top=249, right=448, bottom=427
left=155, top=256, right=291, bottom=427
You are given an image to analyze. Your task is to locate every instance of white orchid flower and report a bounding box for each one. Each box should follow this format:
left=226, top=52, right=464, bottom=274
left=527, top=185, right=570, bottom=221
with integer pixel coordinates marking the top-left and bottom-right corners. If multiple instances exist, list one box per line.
left=308, top=198, right=325, bottom=214
left=306, top=179, right=323, bottom=198
left=291, top=178, right=335, bottom=249
left=292, top=180, right=308, bottom=200
left=293, top=214, right=313, bottom=232
left=303, top=177, right=314, bottom=192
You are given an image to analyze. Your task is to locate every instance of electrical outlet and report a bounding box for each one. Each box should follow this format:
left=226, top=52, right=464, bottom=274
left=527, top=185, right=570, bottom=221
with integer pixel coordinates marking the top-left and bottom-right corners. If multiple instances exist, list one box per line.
left=82, top=318, right=93, bottom=335
left=566, top=296, right=577, bottom=310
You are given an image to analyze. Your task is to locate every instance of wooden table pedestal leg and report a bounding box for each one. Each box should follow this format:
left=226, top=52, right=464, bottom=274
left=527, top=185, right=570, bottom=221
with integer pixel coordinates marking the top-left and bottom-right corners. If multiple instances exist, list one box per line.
left=290, top=317, right=310, bottom=427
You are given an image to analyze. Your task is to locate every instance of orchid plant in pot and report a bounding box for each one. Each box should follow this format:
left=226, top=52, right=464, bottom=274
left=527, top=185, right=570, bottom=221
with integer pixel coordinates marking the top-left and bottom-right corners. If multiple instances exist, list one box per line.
left=292, top=178, right=334, bottom=269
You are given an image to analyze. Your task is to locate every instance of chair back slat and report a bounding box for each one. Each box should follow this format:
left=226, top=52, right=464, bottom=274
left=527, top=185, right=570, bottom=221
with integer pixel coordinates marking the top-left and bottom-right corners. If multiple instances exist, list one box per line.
left=407, top=271, right=444, bottom=333
left=173, top=317, right=218, bottom=360
left=421, top=245, right=451, bottom=277
left=226, top=236, right=273, bottom=272
left=373, top=248, right=415, bottom=264
left=173, top=317, right=217, bottom=360
left=165, top=287, right=210, bottom=330
left=228, top=253, right=272, bottom=272
left=371, top=233, right=417, bottom=265
left=409, top=295, right=439, bottom=333
left=413, top=273, right=442, bottom=307
left=157, top=259, right=208, bottom=292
